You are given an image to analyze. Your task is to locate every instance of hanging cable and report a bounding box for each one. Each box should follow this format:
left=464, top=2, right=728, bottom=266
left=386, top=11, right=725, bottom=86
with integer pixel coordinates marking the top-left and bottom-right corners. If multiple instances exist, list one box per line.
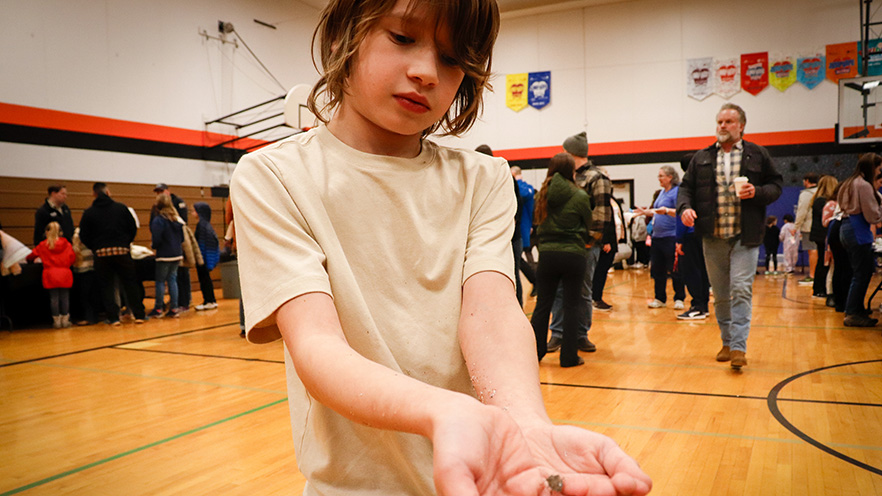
left=232, top=27, right=287, bottom=92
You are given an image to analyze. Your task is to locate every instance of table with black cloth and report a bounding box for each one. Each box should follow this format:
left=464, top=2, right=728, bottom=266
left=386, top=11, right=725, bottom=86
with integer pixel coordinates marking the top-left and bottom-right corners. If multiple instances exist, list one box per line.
left=0, top=257, right=155, bottom=330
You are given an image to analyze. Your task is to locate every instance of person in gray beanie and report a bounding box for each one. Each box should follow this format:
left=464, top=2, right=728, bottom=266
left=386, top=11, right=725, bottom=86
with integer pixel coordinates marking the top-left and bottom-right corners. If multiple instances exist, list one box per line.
left=545, top=131, right=612, bottom=354
left=563, top=131, right=589, bottom=159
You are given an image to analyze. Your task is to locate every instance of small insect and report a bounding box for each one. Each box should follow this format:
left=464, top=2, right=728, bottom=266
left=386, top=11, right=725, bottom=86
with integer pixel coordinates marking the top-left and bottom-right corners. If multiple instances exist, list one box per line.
left=546, top=474, right=564, bottom=492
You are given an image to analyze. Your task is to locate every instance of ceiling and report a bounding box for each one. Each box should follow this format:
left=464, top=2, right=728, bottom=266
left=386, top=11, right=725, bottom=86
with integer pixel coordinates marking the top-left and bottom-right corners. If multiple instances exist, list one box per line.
left=296, top=0, right=628, bottom=17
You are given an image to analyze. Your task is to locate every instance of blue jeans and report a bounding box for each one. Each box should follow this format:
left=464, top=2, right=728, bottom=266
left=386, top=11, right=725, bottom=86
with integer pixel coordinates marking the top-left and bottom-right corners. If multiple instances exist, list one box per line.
left=550, top=244, right=601, bottom=339
left=839, top=219, right=874, bottom=316
left=154, top=260, right=180, bottom=312
left=702, top=237, right=759, bottom=353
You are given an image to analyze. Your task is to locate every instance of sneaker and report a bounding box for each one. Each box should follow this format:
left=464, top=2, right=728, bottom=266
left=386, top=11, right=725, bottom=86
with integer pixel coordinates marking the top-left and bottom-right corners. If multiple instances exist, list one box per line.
left=648, top=299, right=665, bottom=308
left=168, top=308, right=183, bottom=318
left=673, top=300, right=685, bottom=310
left=560, top=356, right=585, bottom=368
left=593, top=300, right=612, bottom=311
left=797, top=277, right=814, bottom=286
left=578, top=337, right=597, bottom=352
left=134, top=318, right=146, bottom=324
left=677, top=308, right=708, bottom=320
left=195, top=302, right=217, bottom=311
left=147, top=309, right=164, bottom=319
left=546, top=336, right=562, bottom=352
left=109, top=320, right=122, bottom=327
left=811, top=292, right=827, bottom=299
left=826, top=295, right=836, bottom=308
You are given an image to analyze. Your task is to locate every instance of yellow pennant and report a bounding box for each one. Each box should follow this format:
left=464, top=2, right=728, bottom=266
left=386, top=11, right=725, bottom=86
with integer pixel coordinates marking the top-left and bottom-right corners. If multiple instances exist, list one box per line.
left=506, top=73, right=528, bottom=112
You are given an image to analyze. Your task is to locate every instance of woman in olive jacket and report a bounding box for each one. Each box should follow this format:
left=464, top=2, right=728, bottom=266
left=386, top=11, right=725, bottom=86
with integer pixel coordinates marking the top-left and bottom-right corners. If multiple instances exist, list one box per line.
left=531, top=153, right=594, bottom=367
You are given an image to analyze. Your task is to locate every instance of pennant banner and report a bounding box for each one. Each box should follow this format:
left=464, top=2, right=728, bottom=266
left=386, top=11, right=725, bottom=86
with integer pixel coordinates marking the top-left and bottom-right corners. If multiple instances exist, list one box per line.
left=687, top=57, right=713, bottom=100
left=741, top=52, right=769, bottom=95
left=506, top=73, right=528, bottom=112
left=797, top=54, right=825, bottom=89
left=826, top=41, right=858, bottom=83
left=528, top=71, right=551, bottom=109
left=858, top=38, right=882, bottom=76
left=768, top=54, right=797, bottom=92
left=714, top=57, right=741, bottom=99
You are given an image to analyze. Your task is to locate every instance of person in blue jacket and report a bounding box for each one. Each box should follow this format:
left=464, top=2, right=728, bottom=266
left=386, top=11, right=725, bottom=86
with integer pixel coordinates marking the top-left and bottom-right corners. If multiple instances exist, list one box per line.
left=193, top=202, right=219, bottom=310
left=149, top=194, right=184, bottom=318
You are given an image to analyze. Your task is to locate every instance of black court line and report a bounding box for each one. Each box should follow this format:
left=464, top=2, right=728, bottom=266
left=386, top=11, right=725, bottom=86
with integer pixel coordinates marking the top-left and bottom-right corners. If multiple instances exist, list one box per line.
left=542, top=381, right=882, bottom=409
left=0, top=322, right=239, bottom=368
left=111, top=346, right=285, bottom=364
left=768, top=359, right=882, bottom=476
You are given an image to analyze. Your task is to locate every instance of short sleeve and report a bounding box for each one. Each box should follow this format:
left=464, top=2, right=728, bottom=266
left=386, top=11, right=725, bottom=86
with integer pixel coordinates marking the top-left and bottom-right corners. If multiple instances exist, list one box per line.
left=462, top=158, right=517, bottom=286
left=230, top=152, right=332, bottom=344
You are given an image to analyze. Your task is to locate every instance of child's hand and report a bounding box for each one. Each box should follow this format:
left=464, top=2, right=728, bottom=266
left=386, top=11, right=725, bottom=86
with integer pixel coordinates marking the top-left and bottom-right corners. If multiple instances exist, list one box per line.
left=431, top=403, right=651, bottom=496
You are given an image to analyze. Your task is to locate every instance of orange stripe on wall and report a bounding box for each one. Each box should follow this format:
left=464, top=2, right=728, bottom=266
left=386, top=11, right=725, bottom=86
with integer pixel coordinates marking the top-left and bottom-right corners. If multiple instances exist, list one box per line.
left=496, top=128, right=837, bottom=162
left=0, top=102, right=269, bottom=150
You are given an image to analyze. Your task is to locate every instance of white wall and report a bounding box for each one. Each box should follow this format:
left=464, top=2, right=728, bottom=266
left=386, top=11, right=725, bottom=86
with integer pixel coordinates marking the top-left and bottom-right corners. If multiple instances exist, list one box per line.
left=0, top=0, right=320, bottom=186
left=0, top=0, right=860, bottom=192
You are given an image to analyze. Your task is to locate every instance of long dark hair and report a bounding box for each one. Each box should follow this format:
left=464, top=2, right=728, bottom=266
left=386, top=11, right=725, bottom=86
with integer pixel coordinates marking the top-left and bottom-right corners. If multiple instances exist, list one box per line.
left=534, top=152, right=575, bottom=225
left=839, top=152, right=882, bottom=205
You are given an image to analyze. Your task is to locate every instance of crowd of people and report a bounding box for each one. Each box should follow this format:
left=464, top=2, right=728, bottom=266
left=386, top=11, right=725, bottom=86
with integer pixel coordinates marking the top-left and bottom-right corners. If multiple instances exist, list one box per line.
left=5, top=181, right=223, bottom=327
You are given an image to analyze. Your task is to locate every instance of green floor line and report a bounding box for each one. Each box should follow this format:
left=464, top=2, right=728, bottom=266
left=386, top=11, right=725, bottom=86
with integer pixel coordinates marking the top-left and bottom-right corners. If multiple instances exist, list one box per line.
left=0, top=398, right=288, bottom=496
left=33, top=361, right=288, bottom=395
left=555, top=418, right=882, bottom=452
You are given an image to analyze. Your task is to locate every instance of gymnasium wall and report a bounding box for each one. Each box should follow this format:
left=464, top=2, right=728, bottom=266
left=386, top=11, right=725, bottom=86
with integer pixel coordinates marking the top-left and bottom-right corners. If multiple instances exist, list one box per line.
left=0, top=0, right=868, bottom=206
left=0, top=0, right=321, bottom=187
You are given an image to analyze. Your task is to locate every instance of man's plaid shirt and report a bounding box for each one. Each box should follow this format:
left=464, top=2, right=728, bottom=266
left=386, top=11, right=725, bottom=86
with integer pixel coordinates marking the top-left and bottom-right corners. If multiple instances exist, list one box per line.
left=575, top=163, right=612, bottom=244
left=714, top=141, right=742, bottom=239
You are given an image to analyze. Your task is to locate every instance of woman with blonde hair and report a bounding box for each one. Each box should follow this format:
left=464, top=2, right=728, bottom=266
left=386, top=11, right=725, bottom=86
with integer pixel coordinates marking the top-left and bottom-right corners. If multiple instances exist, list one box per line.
left=148, top=194, right=184, bottom=318
left=809, top=175, right=838, bottom=297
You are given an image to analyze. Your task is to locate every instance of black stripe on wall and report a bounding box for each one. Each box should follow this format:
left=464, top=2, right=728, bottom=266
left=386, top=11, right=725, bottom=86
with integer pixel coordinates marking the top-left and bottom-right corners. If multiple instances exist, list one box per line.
left=509, top=141, right=882, bottom=170
left=0, top=123, right=247, bottom=163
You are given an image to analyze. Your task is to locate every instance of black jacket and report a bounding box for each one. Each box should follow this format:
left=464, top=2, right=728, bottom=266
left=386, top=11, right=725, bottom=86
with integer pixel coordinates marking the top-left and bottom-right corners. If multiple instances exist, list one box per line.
left=34, top=200, right=74, bottom=245
left=677, top=140, right=782, bottom=247
left=79, top=194, right=138, bottom=251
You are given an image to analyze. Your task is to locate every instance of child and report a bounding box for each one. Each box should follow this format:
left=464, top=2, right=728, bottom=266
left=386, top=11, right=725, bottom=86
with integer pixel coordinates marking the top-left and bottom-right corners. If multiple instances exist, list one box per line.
left=763, top=215, right=780, bottom=274
left=27, top=221, right=75, bottom=328
left=148, top=194, right=184, bottom=318
left=230, top=0, right=651, bottom=495
left=780, top=214, right=800, bottom=273
left=71, top=227, right=98, bottom=325
left=193, top=202, right=219, bottom=310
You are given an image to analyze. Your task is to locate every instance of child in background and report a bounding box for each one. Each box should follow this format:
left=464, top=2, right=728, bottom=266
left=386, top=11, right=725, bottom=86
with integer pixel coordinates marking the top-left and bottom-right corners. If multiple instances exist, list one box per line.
left=193, top=202, right=219, bottom=311
left=148, top=194, right=184, bottom=318
left=763, top=215, right=780, bottom=274
left=27, top=221, right=75, bottom=328
left=780, top=214, right=800, bottom=273
left=230, top=0, right=650, bottom=494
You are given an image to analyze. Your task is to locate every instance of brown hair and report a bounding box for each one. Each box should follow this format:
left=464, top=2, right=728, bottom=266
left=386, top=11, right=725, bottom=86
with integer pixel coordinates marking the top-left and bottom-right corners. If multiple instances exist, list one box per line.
left=155, top=194, right=179, bottom=222
left=307, top=0, right=500, bottom=136
left=534, top=153, right=576, bottom=226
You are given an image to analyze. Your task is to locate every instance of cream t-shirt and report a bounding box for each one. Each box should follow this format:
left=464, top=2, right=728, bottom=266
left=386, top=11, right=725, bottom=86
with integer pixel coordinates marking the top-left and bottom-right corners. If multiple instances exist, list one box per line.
left=230, top=125, right=516, bottom=496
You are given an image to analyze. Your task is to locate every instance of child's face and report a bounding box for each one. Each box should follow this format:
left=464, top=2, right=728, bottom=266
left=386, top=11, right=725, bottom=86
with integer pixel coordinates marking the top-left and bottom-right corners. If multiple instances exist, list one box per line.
left=334, top=0, right=464, bottom=151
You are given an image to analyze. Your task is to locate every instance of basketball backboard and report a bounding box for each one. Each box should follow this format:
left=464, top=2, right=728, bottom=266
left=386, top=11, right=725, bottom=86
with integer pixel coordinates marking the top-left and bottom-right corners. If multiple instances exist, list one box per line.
left=838, top=75, right=882, bottom=144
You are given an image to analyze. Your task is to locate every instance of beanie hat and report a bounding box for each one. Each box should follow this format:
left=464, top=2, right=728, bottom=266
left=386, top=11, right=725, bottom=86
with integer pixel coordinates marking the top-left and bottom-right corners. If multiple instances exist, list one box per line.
left=562, top=132, right=589, bottom=158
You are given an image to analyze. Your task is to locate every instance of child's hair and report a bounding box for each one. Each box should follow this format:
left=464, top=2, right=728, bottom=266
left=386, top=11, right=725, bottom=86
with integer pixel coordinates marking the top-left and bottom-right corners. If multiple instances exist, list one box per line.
left=783, top=213, right=794, bottom=223
left=307, top=0, right=500, bottom=137
left=766, top=215, right=777, bottom=226
left=534, top=152, right=575, bottom=226
left=45, top=221, right=62, bottom=250
left=155, top=194, right=179, bottom=222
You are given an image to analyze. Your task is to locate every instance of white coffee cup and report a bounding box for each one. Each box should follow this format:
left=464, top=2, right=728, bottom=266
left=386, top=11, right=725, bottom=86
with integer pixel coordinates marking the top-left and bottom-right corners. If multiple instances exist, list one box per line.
left=733, top=176, right=749, bottom=195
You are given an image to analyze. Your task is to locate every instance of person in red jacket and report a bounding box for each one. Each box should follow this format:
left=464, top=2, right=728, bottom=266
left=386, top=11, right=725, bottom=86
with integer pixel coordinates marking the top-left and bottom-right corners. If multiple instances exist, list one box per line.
left=27, top=221, right=76, bottom=328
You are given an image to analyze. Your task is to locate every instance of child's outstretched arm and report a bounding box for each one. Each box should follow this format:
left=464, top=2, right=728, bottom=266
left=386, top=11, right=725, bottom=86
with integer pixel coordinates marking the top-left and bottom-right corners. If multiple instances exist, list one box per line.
left=450, top=270, right=652, bottom=496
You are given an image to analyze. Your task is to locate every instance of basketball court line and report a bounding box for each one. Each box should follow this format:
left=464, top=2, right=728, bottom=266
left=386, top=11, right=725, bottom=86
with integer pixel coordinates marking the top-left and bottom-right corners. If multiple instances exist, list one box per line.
left=110, top=345, right=285, bottom=364
left=0, top=321, right=239, bottom=368
left=0, top=398, right=288, bottom=496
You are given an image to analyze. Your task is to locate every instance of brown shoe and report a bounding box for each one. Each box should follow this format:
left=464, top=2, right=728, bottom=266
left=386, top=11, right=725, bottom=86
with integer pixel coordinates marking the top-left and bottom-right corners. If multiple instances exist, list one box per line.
left=715, top=345, right=731, bottom=362
left=730, top=350, right=747, bottom=370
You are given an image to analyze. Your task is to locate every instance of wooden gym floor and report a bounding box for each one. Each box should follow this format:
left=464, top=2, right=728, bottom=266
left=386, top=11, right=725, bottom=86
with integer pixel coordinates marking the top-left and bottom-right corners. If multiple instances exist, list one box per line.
left=1, top=268, right=881, bottom=495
